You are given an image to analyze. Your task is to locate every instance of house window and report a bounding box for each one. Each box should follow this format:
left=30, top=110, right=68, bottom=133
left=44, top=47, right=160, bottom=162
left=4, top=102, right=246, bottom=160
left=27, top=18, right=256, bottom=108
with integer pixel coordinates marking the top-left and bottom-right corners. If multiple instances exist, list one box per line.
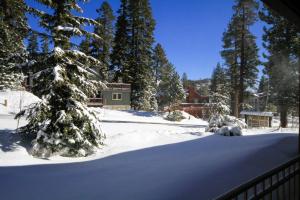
left=112, top=93, right=122, bottom=100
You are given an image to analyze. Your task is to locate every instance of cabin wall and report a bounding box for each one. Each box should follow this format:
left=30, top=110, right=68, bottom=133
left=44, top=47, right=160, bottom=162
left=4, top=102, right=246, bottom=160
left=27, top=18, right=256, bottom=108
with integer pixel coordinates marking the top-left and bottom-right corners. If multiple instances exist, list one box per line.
left=102, top=90, right=131, bottom=106
left=246, top=115, right=272, bottom=127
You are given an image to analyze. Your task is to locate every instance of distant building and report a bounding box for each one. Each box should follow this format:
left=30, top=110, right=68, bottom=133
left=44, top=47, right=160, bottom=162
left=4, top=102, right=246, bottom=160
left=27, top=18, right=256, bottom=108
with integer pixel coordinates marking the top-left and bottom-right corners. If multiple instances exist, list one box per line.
left=185, top=86, right=209, bottom=103
left=24, top=71, right=132, bottom=110
left=179, top=86, right=210, bottom=119
left=240, top=111, right=273, bottom=127
left=88, top=83, right=131, bottom=110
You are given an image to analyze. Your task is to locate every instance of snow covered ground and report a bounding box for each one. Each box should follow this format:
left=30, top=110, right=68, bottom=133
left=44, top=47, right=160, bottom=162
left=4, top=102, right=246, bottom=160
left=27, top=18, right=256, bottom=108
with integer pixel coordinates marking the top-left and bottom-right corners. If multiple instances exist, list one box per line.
left=0, top=115, right=208, bottom=166
left=93, top=107, right=208, bottom=125
left=0, top=90, right=40, bottom=115
left=0, top=91, right=299, bottom=199
left=0, top=126, right=298, bottom=200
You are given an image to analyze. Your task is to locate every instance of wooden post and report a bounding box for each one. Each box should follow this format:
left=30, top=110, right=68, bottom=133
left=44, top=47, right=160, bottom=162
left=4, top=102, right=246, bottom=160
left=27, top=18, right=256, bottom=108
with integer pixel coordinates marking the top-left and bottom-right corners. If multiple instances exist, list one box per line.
left=4, top=99, right=7, bottom=107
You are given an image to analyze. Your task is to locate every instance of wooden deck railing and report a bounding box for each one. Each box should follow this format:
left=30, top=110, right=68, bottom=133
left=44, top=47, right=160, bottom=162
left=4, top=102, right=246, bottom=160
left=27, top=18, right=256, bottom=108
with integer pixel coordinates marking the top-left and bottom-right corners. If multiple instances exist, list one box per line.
left=215, top=155, right=300, bottom=200
left=87, top=98, right=103, bottom=107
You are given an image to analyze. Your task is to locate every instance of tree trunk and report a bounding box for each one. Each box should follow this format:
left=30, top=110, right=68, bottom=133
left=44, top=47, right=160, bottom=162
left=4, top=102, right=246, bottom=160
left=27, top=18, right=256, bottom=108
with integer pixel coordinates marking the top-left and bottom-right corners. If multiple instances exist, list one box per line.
left=233, top=89, right=239, bottom=118
left=279, top=104, right=288, bottom=128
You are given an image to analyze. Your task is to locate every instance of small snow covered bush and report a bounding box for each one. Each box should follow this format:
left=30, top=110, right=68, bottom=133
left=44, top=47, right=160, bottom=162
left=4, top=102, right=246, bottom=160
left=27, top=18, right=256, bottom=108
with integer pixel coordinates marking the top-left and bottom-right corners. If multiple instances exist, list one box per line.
left=208, top=114, right=247, bottom=136
left=166, top=110, right=185, bottom=121
left=209, top=115, right=247, bottom=129
left=216, top=126, right=242, bottom=136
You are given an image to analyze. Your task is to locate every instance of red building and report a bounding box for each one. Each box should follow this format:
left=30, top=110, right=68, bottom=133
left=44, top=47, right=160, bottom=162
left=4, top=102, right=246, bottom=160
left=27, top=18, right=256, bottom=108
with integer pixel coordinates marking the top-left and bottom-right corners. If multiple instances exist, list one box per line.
left=180, top=86, right=210, bottom=119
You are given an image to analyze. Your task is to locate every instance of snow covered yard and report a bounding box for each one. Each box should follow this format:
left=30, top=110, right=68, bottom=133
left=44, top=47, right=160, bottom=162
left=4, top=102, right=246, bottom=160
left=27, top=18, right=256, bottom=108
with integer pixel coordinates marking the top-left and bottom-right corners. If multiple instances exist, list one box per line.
left=0, top=110, right=208, bottom=166
left=93, top=108, right=208, bottom=125
left=0, top=126, right=298, bottom=200
left=0, top=91, right=299, bottom=199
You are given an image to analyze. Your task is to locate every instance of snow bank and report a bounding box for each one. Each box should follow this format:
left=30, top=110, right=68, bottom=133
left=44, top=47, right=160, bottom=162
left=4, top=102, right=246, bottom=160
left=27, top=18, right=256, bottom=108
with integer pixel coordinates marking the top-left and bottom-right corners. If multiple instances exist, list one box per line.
left=0, top=90, right=40, bottom=115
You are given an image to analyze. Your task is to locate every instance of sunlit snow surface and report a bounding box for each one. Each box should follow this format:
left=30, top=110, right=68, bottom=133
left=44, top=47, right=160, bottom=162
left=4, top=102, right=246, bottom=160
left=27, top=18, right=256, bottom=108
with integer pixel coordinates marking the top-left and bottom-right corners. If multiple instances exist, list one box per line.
left=0, top=91, right=299, bottom=199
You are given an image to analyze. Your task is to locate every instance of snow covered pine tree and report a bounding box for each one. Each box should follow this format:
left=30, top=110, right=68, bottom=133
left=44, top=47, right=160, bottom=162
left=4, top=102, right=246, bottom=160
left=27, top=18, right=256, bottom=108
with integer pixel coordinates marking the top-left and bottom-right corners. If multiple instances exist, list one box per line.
left=16, top=0, right=106, bottom=157
left=0, top=0, right=28, bottom=90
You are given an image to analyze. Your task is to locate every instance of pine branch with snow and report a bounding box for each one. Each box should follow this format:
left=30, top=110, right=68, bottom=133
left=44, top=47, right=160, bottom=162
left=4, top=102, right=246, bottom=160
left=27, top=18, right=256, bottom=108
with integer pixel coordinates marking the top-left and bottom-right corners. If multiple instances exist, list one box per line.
left=16, top=0, right=106, bottom=157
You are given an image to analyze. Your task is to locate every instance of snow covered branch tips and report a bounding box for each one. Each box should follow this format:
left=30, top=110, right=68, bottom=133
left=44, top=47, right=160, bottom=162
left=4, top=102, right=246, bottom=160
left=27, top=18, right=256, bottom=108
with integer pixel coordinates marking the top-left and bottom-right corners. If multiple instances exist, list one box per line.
left=15, top=0, right=106, bottom=157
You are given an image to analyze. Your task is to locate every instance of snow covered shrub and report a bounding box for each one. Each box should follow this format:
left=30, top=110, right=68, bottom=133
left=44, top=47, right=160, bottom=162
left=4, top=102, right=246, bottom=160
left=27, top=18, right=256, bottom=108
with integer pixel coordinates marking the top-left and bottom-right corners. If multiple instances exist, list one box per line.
left=14, top=1, right=108, bottom=158
left=209, top=115, right=247, bottom=129
left=223, top=115, right=247, bottom=128
left=166, top=110, right=185, bottom=121
left=215, top=126, right=242, bottom=136
left=208, top=115, right=247, bottom=136
left=16, top=48, right=106, bottom=157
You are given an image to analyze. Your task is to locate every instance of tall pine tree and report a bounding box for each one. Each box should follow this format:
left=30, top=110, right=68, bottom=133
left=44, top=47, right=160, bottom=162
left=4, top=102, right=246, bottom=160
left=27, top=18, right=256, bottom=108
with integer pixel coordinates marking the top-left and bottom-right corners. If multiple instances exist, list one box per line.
left=260, top=5, right=300, bottom=127
left=110, top=0, right=130, bottom=82
left=27, top=31, right=39, bottom=59
left=91, top=1, right=115, bottom=81
left=209, top=63, right=230, bottom=117
left=0, top=0, right=28, bottom=89
left=79, top=35, right=91, bottom=55
left=16, top=0, right=105, bottom=157
left=111, top=0, right=156, bottom=110
left=41, top=35, right=50, bottom=54
left=181, top=72, right=189, bottom=89
left=221, top=0, right=260, bottom=117
left=210, top=63, right=227, bottom=93
left=153, top=43, right=185, bottom=110
left=153, top=43, right=168, bottom=84
left=127, top=0, right=156, bottom=110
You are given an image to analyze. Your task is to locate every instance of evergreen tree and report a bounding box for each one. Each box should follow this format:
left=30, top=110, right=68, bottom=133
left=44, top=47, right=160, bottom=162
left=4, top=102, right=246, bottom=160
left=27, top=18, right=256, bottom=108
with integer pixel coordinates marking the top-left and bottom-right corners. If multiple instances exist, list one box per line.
left=181, top=72, right=189, bottom=89
left=92, top=1, right=115, bottom=81
left=152, top=44, right=185, bottom=110
left=16, top=0, right=105, bottom=157
left=79, top=35, right=91, bottom=55
left=210, top=63, right=227, bottom=93
left=110, top=0, right=130, bottom=82
left=257, top=75, right=269, bottom=111
left=111, top=0, right=157, bottom=110
left=209, top=64, right=230, bottom=117
left=260, top=5, right=300, bottom=127
left=157, top=63, right=185, bottom=110
left=41, top=35, right=50, bottom=54
left=221, top=0, right=260, bottom=117
left=27, top=31, right=39, bottom=58
left=169, top=70, right=185, bottom=109
left=127, top=0, right=156, bottom=110
left=153, top=43, right=168, bottom=84
left=0, top=0, right=28, bottom=89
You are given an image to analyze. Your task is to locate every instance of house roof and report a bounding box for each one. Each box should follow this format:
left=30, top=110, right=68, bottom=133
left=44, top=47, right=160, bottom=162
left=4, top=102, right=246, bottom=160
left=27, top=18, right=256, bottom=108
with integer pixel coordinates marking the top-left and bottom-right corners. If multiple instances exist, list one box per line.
left=240, top=111, right=273, bottom=117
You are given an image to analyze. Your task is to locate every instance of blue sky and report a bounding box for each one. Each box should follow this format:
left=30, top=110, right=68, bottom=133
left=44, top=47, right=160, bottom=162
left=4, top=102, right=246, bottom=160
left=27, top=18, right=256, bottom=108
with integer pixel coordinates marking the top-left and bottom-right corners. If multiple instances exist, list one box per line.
left=26, top=0, right=266, bottom=80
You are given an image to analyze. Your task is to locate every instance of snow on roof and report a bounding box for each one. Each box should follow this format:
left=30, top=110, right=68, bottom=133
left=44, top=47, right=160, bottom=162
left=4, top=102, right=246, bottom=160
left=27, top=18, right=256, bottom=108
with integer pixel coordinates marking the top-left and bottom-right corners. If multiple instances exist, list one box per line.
left=240, top=111, right=273, bottom=117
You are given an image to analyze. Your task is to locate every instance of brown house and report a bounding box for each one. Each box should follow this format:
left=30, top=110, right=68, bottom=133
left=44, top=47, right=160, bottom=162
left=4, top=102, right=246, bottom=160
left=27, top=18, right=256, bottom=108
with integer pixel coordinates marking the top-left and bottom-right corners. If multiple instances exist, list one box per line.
left=180, top=86, right=210, bottom=119
left=185, top=86, right=209, bottom=103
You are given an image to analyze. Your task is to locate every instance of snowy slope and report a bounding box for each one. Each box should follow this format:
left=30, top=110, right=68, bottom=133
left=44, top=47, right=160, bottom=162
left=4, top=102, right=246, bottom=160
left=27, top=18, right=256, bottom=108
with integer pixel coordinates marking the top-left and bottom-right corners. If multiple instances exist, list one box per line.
left=0, top=90, right=40, bottom=115
left=93, top=108, right=208, bottom=125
